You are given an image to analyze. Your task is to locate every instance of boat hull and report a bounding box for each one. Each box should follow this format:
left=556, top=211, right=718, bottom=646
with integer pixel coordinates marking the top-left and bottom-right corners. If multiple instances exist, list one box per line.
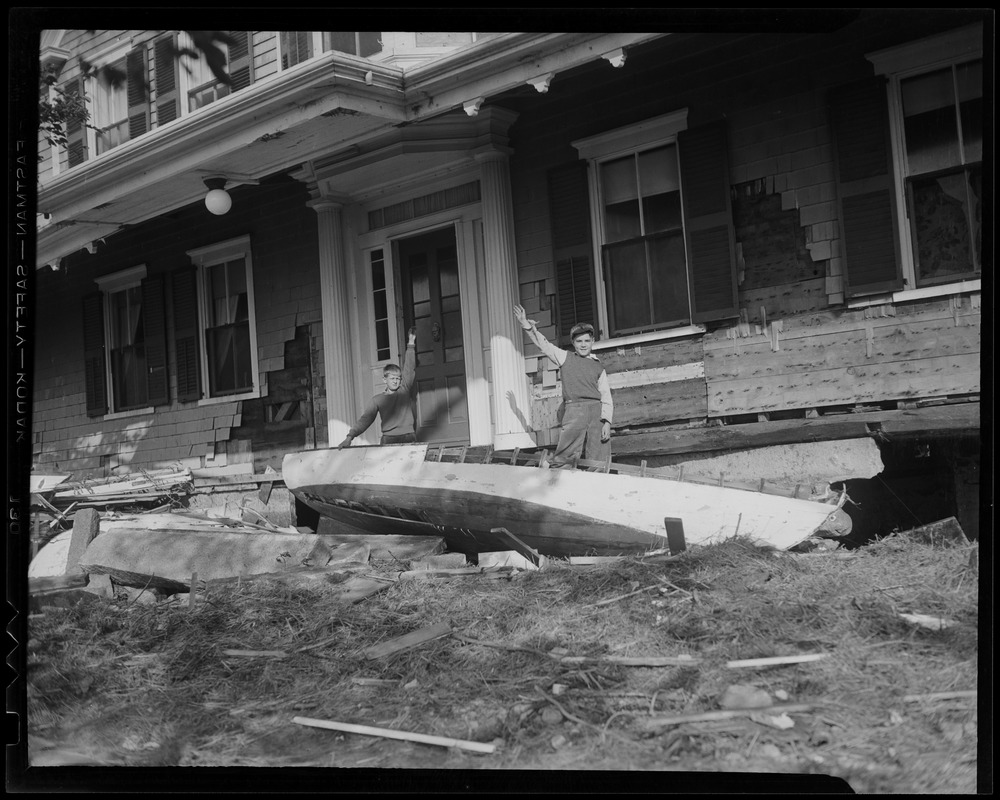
left=283, top=445, right=843, bottom=557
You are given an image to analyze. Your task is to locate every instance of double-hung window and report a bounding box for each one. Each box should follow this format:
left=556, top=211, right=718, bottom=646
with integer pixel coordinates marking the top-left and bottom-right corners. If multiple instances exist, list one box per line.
left=85, top=265, right=169, bottom=418
left=91, top=54, right=129, bottom=155
left=570, top=109, right=737, bottom=343
left=323, top=31, right=382, bottom=57
left=183, top=236, right=260, bottom=401
left=596, top=143, right=688, bottom=335
left=181, top=32, right=231, bottom=111
left=865, top=24, right=983, bottom=295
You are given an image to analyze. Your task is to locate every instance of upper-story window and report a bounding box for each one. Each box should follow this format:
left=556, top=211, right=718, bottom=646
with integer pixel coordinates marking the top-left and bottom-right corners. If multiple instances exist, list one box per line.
left=91, top=54, right=129, bottom=155
left=323, top=31, right=382, bottom=57
left=280, top=31, right=314, bottom=68
left=181, top=33, right=231, bottom=111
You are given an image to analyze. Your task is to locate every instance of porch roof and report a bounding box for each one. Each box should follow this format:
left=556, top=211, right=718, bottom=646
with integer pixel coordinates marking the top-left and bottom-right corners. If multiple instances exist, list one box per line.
left=36, top=32, right=668, bottom=268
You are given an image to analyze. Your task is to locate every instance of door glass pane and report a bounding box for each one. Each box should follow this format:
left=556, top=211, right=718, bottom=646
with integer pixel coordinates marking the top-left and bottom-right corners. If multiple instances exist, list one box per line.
left=902, top=67, right=960, bottom=174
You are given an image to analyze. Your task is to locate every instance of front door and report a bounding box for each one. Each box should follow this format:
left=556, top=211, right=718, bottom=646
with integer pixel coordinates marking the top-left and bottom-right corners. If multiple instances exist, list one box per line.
left=397, top=227, right=470, bottom=445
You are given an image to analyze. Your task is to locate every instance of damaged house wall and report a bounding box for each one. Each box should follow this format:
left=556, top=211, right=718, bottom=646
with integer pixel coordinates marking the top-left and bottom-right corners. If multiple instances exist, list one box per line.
left=31, top=175, right=324, bottom=495
left=506, top=23, right=981, bottom=533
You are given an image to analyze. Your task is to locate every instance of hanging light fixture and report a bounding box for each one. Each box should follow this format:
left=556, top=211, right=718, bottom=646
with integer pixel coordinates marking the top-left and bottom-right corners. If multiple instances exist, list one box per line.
left=203, top=176, right=232, bottom=215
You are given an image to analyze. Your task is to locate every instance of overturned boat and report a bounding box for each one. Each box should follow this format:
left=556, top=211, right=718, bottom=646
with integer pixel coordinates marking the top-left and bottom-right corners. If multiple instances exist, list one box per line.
left=283, top=444, right=849, bottom=558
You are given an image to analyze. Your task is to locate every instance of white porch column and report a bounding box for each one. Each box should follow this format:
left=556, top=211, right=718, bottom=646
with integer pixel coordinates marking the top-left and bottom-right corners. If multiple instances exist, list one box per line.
left=477, top=150, right=536, bottom=450
left=308, top=198, right=357, bottom=446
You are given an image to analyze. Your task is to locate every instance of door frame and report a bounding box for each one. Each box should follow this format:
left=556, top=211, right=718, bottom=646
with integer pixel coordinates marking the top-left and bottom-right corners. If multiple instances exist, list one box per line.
left=355, top=205, right=492, bottom=446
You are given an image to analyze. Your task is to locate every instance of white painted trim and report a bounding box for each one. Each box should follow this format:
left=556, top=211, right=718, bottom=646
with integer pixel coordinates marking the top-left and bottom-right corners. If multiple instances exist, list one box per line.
left=196, top=389, right=260, bottom=407
left=101, top=406, right=155, bottom=421
left=847, top=279, right=982, bottom=308
left=591, top=324, right=707, bottom=351
left=572, top=108, right=689, bottom=161
left=94, top=264, right=147, bottom=292
left=867, top=23, right=983, bottom=77
left=459, top=217, right=492, bottom=447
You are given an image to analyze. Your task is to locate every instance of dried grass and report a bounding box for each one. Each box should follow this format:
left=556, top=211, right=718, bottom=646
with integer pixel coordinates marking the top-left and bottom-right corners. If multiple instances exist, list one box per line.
left=26, top=534, right=980, bottom=791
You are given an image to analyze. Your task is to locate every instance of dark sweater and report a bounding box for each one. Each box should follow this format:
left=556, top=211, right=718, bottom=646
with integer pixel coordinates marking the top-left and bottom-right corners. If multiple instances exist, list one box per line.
left=347, top=345, right=416, bottom=439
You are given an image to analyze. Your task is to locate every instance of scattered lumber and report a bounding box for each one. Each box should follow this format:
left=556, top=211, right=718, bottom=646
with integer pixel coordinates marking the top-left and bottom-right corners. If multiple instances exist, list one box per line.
left=292, top=716, right=495, bottom=754
left=363, top=622, right=453, bottom=660
left=725, top=654, right=827, bottom=669
left=892, top=517, right=969, bottom=547
left=638, top=704, right=814, bottom=731
left=490, top=527, right=546, bottom=568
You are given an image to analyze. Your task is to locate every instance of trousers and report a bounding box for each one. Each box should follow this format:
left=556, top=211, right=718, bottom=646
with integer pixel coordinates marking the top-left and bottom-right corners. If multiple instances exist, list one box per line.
left=551, top=399, right=607, bottom=466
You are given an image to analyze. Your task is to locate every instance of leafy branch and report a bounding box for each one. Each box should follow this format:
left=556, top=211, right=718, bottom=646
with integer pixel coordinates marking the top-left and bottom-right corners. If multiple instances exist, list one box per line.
left=39, top=30, right=236, bottom=151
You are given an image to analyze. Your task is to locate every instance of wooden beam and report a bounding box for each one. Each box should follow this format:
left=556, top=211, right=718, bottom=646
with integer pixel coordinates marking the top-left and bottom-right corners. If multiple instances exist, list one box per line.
left=612, top=402, right=979, bottom=457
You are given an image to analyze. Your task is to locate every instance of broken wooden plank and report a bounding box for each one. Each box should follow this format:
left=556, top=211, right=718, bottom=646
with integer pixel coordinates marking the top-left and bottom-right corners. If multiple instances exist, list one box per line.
left=292, top=716, right=495, bottom=754
left=222, top=649, right=288, bottom=659
left=258, top=465, right=278, bottom=504
left=29, top=573, right=88, bottom=593
left=638, top=704, right=814, bottom=730
left=363, top=622, right=453, bottom=660
left=902, top=690, right=977, bottom=702
left=892, top=516, right=969, bottom=547
left=490, top=527, right=545, bottom=568
left=725, top=653, right=827, bottom=669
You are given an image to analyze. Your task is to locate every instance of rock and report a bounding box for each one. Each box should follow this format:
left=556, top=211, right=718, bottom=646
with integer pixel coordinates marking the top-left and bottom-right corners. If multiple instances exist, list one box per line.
left=540, top=706, right=563, bottom=724
left=718, top=684, right=773, bottom=710
left=84, top=573, right=114, bottom=598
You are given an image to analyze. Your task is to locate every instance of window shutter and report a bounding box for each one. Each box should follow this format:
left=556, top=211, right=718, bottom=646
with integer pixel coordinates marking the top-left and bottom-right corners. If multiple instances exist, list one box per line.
left=126, top=45, right=150, bottom=140
left=153, top=34, right=180, bottom=126
left=227, top=31, right=252, bottom=91
left=64, top=78, right=88, bottom=167
left=548, top=162, right=596, bottom=342
left=678, top=120, right=739, bottom=323
left=141, top=274, right=169, bottom=406
left=829, top=76, right=903, bottom=296
left=82, top=292, right=107, bottom=417
left=172, top=267, right=202, bottom=402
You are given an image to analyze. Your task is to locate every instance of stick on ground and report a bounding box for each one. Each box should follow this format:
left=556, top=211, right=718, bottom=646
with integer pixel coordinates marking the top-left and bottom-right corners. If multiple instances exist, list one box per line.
left=292, top=716, right=495, bottom=754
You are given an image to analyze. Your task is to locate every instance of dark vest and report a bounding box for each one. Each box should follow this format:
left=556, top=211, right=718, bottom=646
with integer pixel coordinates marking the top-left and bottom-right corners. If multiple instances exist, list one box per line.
left=560, top=353, right=604, bottom=402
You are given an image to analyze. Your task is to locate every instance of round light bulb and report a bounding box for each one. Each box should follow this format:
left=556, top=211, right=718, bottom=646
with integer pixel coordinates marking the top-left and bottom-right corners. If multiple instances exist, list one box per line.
left=205, top=188, right=232, bottom=215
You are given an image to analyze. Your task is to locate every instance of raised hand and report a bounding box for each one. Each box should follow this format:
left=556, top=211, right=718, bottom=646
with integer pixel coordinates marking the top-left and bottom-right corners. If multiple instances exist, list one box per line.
left=513, top=304, right=532, bottom=330
left=407, top=326, right=417, bottom=346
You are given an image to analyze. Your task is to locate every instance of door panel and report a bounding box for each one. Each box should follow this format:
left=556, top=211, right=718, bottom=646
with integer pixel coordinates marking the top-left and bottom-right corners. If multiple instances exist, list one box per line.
left=398, top=227, right=470, bottom=444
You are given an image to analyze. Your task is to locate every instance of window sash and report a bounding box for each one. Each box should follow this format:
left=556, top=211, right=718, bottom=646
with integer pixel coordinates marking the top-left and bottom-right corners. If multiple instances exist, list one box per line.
left=92, top=56, right=129, bottom=155
left=107, top=285, right=148, bottom=411
left=602, top=230, right=690, bottom=336
left=597, top=143, right=689, bottom=337
left=906, top=164, right=981, bottom=285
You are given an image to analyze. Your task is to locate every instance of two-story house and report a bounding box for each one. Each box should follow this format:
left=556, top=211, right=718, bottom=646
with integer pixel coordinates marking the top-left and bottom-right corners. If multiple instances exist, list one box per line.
left=24, top=15, right=986, bottom=540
